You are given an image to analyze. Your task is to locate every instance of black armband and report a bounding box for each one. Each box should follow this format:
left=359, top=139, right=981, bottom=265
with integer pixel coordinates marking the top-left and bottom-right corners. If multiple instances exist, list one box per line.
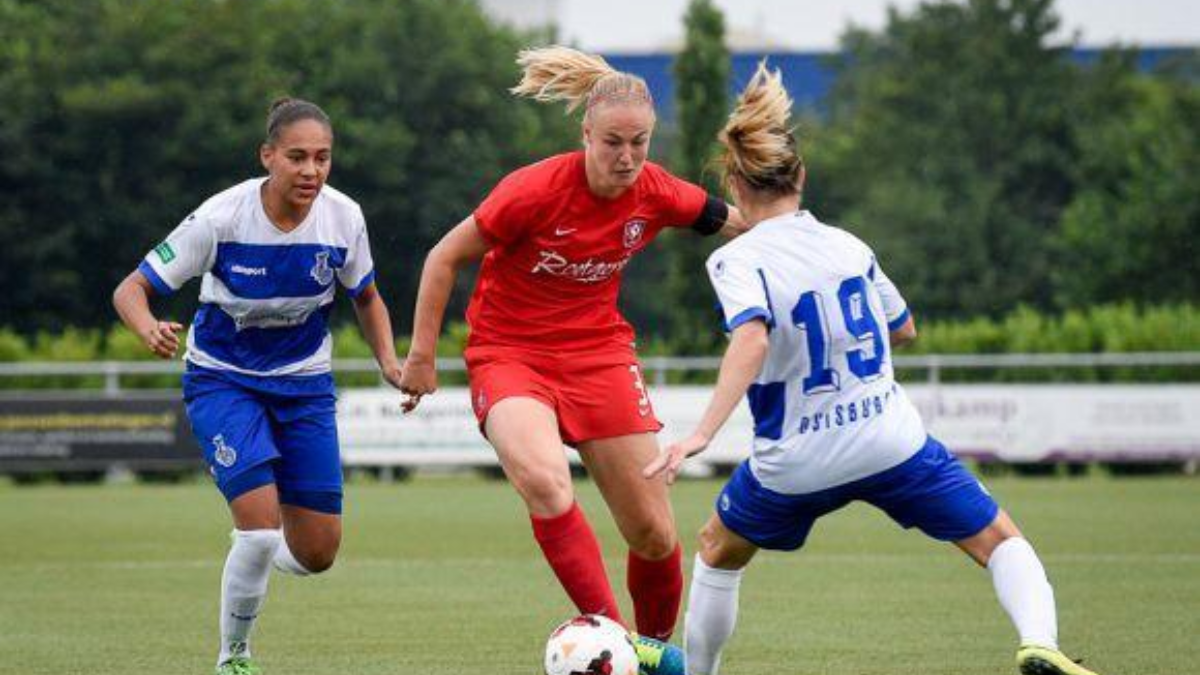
left=690, top=195, right=728, bottom=236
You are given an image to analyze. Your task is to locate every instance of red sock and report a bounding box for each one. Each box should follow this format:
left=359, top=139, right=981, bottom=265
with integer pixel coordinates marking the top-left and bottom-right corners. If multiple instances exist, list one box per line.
left=531, top=502, right=624, bottom=626
left=627, top=542, right=683, bottom=640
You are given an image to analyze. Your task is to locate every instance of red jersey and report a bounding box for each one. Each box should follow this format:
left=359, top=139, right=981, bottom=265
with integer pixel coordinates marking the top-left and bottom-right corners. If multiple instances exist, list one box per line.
left=468, top=151, right=709, bottom=356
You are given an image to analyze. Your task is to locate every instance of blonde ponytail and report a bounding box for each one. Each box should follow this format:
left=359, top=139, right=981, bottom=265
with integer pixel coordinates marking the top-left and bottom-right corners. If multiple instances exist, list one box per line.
left=511, top=45, right=653, bottom=117
left=719, top=61, right=803, bottom=195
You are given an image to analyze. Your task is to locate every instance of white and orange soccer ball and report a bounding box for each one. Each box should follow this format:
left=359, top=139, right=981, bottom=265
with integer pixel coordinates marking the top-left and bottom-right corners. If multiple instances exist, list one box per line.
left=543, top=614, right=639, bottom=675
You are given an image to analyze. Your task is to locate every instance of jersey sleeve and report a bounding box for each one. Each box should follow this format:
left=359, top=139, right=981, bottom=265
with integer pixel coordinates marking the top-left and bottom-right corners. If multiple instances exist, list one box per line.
left=706, top=248, right=775, bottom=332
left=137, top=212, right=217, bottom=296
left=472, top=171, right=534, bottom=247
left=338, top=208, right=376, bottom=297
left=868, top=256, right=910, bottom=331
left=654, top=168, right=713, bottom=232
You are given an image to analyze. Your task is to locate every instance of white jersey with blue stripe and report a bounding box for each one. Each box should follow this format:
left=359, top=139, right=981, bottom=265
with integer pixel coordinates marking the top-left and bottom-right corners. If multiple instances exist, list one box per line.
left=138, top=178, right=375, bottom=377
left=706, top=210, right=927, bottom=495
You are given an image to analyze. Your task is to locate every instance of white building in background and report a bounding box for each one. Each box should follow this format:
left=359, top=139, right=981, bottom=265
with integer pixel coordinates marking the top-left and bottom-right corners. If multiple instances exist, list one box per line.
left=477, top=0, right=785, bottom=53
left=477, top=0, right=562, bottom=30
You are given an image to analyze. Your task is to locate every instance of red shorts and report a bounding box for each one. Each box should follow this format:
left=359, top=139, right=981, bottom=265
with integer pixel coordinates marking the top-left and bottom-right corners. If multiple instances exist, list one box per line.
left=465, top=347, right=662, bottom=445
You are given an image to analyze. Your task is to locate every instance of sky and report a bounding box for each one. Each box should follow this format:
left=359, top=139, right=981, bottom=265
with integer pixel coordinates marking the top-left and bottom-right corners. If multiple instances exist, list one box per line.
left=553, top=0, right=1200, bottom=52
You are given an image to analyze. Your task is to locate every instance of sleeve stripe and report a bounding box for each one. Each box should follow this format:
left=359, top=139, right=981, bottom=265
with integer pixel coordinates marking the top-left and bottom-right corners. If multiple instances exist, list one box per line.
left=728, top=307, right=772, bottom=331
left=137, top=260, right=175, bottom=296
left=347, top=269, right=376, bottom=298
left=887, top=308, right=911, bottom=331
left=755, top=269, right=777, bottom=329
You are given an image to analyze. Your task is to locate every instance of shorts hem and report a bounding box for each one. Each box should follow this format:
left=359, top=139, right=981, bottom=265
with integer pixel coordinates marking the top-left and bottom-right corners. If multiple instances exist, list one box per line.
left=278, top=488, right=344, bottom=515
left=563, top=420, right=664, bottom=446
left=714, top=503, right=793, bottom=552
left=218, top=462, right=276, bottom=503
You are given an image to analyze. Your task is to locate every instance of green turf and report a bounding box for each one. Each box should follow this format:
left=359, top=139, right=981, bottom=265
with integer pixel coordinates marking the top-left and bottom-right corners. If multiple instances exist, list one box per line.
left=0, top=474, right=1196, bottom=674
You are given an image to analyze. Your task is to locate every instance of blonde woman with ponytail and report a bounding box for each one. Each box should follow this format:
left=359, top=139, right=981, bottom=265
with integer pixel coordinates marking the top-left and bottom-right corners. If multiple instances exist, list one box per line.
left=645, top=63, right=1104, bottom=675
left=398, top=46, right=742, bottom=674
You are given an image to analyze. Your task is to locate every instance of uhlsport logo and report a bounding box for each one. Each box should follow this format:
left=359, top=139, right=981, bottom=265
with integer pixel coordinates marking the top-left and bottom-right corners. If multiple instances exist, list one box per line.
left=623, top=219, right=646, bottom=248
left=719, top=493, right=732, bottom=512
left=212, top=434, right=237, bottom=468
left=310, top=251, right=335, bottom=286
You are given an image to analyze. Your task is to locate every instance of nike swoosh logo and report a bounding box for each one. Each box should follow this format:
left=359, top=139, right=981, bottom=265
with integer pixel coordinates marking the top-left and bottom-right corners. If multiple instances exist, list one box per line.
left=554, top=226, right=577, bottom=236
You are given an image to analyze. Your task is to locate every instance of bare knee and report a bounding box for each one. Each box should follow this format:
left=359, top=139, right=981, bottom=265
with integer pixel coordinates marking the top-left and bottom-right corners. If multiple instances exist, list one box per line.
left=290, top=536, right=340, bottom=574
left=280, top=519, right=341, bottom=574
left=298, top=548, right=337, bottom=574
left=485, top=399, right=573, bottom=517
left=698, top=520, right=732, bottom=566
left=698, top=517, right=755, bottom=570
left=625, top=515, right=678, bottom=560
left=512, top=464, right=575, bottom=517
left=957, top=510, right=1023, bottom=567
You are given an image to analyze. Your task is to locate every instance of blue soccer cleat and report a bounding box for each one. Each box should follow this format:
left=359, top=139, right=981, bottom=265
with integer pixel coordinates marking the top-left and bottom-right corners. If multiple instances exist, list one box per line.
left=632, top=634, right=686, bottom=675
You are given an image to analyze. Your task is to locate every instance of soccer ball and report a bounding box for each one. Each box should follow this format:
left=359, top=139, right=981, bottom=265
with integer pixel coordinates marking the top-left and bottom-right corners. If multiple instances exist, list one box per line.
left=543, top=614, right=639, bottom=675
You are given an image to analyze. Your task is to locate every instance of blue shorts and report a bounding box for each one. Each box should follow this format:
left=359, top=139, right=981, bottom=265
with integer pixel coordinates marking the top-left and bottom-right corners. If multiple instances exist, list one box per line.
left=182, top=364, right=343, bottom=514
left=716, top=436, right=998, bottom=551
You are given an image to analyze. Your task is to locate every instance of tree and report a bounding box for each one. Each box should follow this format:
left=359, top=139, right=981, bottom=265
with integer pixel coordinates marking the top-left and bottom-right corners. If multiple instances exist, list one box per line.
left=662, top=0, right=729, bottom=351
left=0, top=0, right=574, bottom=334
left=1053, top=51, right=1200, bottom=306
left=809, top=0, right=1076, bottom=319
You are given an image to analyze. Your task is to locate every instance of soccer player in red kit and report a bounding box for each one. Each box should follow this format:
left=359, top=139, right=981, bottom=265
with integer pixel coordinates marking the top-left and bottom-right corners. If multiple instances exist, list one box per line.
left=398, top=46, right=742, bottom=673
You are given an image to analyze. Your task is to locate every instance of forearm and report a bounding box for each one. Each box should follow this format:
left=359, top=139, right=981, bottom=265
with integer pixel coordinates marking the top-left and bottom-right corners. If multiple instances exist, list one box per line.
left=113, top=276, right=157, bottom=336
left=889, top=315, right=917, bottom=348
left=407, top=249, right=458, bottom=361
left=694, top=329, right=769, bottom=440
left=353, top=290, right=399, bottom=371
left=113, top=272, right=182, bottom=359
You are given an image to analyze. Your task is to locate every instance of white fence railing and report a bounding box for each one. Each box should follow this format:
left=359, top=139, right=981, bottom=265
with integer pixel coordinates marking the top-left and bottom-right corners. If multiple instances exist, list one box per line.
left=0, top=351, right=1197, bottom=394
left=2, top=353, right=1198, bottom=472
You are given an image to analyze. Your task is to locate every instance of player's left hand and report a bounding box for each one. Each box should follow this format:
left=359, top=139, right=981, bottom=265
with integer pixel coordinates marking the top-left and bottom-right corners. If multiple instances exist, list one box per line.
left=643, top=431, right=710, bottom=485
left=142, top=320, right=184, bottom=359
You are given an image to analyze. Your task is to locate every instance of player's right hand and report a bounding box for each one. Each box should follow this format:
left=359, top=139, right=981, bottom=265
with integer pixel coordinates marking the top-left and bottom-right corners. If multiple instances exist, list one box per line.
left=142, top=320, right=183, bottom=359
left=398, top=355, right=438, bottom=413
left=644, top=431, right=710, bottom=485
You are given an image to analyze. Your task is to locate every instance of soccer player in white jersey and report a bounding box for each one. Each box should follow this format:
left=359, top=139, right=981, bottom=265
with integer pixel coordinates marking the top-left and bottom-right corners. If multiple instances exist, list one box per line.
left=113, top=98, right=403, bottom=675
left=643, top=64, right=1102, bottom=675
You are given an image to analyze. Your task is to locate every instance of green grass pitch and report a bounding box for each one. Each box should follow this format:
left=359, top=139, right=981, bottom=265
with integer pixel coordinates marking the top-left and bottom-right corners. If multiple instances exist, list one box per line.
left=1, top=474, right=1197, bottom=674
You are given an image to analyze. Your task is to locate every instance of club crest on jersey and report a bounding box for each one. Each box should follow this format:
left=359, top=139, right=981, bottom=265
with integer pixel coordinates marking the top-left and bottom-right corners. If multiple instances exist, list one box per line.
left=623, top=219, right=646, bottom=248
left=212, top=434, right=237, bottom=468
left=310, top=251, right=334, bottom=286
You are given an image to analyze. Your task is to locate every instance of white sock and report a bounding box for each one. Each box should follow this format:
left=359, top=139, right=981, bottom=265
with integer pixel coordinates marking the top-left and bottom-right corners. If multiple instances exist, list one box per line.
left=219, top=529, right=282, bottom=666
left=988, top=537, right=1058, bottom=649
left=272, top=534, right=313, bottom=576
left=684, top=554, right=744, bottom=675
